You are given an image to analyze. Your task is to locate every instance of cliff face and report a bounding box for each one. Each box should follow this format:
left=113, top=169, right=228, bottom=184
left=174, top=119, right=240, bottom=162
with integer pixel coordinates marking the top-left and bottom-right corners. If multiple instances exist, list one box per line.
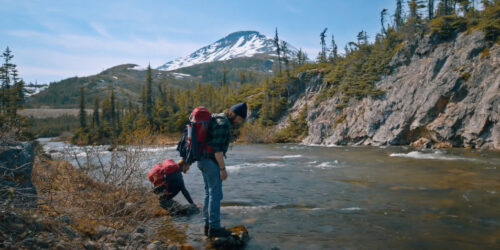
left=289, top=31, right=499, bottom=150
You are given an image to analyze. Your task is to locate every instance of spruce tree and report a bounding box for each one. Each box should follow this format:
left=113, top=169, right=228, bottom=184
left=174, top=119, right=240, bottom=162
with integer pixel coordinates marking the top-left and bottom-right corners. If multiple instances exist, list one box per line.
left=110, top=90, right=117, bottom=135
left=274, top=28, right=282, bottom=74
left=296, top=49, right=304, bottom=65
left=281, top=41, right=290, bottom=77
left=428, top=0, right=435, bottom=19
left=79, top=86, right=87, bottom=129
left=92, top=97, right=100, bottom=129
left=395, top=0, right=404, bottom=30
left=145, top=64, right=153, bottom=124
left=328, top=35, right=338, bottom=62
left=381, top=9, right=389, bottom=35
left=357, top=30, right=368, bottom=45
left=318, top=28, right=328, bottom=63
left=221, top=66, right=228, bottom=87
left=1, top=47, right=14, bottom=114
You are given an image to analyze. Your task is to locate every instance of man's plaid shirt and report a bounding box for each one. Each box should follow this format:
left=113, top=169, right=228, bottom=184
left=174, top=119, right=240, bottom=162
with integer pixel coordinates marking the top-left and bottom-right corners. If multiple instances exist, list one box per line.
left=205, top=113, right=232, bottom=157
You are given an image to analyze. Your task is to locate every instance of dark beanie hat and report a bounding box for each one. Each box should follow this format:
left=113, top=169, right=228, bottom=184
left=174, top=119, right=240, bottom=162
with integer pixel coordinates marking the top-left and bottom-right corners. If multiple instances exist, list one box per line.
left=230, top=102, right=247, bottom=119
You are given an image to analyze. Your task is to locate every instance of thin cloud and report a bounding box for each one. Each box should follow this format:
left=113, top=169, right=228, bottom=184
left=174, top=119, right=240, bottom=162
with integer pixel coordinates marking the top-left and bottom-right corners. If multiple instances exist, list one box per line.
left=6, top=29, right=203, bottom=83
left=89, top=22, right=110, bottom=37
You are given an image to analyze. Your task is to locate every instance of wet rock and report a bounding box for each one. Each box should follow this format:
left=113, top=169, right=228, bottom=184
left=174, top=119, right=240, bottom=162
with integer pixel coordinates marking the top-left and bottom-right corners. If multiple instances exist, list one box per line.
left=0, top=141, right=37, bottom=208
left=410, top=137, right=432, bottom=149
left=160, top=200, right=200, bottom=216
left=433, top=141, right=453, bottom=149
left=209, top=225, right=250, bottom=249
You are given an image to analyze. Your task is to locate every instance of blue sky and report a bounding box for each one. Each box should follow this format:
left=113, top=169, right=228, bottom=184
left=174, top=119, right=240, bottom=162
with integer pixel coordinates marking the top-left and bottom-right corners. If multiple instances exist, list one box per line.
left=1, top=0, right=396, bottom=84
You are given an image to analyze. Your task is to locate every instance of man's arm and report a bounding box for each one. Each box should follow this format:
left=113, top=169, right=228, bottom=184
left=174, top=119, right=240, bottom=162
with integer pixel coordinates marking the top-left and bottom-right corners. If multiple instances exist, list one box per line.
left=215, top=152, right=228, bottom=181
left=180, top=184, right=194, bottom=204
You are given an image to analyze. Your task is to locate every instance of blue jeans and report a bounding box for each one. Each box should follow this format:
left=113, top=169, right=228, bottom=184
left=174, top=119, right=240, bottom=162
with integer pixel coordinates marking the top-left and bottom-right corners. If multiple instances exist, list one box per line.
left=197, top=158, right=223, bottom=229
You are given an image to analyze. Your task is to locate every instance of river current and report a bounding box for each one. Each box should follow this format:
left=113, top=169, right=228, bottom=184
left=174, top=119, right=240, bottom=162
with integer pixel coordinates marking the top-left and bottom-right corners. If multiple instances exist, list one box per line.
left=39, top=139, right=500, bottom=249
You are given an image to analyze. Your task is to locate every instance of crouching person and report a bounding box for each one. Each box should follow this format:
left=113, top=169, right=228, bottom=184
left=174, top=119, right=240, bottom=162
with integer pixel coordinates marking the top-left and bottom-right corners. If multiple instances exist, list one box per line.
left=148, top=159, right=199, bottom=216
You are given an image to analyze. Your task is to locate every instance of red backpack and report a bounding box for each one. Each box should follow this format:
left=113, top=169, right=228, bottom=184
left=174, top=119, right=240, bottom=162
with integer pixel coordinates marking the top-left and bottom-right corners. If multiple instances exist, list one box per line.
left=177, top=107, right=214, bottom=164
left=148, top=159, right=179, bottom=187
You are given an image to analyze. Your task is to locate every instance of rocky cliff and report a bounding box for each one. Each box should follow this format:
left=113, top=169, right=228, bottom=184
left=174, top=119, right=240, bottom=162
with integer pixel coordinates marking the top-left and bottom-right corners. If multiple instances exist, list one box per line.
left=287, top=31, right=499, bottom=150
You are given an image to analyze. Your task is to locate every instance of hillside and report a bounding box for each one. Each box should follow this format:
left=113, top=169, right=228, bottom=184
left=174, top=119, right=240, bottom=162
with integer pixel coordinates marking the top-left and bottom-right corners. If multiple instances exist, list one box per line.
left=283, top=30, right=499, bottom=150
left=27, top=30, right=297, bottom=108
left=26, top=64, right=199, bottom=108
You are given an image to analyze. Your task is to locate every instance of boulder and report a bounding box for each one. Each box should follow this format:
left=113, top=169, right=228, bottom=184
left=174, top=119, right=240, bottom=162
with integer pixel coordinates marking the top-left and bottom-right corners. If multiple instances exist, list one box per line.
left=209, top=225, right=250, bottom=249
left=0, top=141, right=37, bottom=208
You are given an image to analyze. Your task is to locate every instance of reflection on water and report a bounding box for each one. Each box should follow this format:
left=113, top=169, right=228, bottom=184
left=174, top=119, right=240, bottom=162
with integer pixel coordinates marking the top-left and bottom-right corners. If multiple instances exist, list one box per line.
left=40, top=139, right=500, bottom=249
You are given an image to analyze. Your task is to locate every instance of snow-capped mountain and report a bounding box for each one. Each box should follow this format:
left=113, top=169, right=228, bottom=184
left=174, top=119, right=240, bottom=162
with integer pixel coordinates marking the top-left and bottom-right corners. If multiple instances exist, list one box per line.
left=158, top=31, right=297, bottom=71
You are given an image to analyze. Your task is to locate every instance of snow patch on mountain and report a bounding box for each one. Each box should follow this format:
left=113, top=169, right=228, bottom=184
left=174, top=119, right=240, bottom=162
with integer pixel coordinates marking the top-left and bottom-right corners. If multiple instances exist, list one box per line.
left=158, top=31, right=297, bottom=71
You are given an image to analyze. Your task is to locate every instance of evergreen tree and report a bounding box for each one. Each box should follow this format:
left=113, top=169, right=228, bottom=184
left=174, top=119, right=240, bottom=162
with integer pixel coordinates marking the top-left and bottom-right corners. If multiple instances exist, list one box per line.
left=239, top=71, right=247, bottom=84
left=221, top=66, right=228, bottom=87
left=110, top=90, right=117, bottom=135
left=78, top=87, right=87, bottom=129
left=408, top=0, right=425, bottom=35
left=437, top=0, right=454, bottom=16
left=296, top=49, right=309, bottom=65
left=145, top=64, right=153, bottom=124
left=381, top=9, right=389, bottom=34
left=274, top=28, right=282, bottom=74
left=357, top=30, right=369, bottom=45
left=281, top=41, right=290, bottom=77
left=395, top=0, right=404, bottom=30
left=328, top=35, right=338, bottom=62
left=9, top=80, right=25, bottom=122
left=1, top=47, right=14, bottom=114
left=459, top=0, right=471, bottom=15
left=428, top=0, right=435, bottom=19
left=318, top=28, right=328, bottom=63
left=92, top=97, right=100, bottom=129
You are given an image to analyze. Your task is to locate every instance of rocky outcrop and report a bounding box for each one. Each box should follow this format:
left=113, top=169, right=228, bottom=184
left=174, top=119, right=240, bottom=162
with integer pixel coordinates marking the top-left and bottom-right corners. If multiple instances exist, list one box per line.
left=209, top=225, right=250, bottom=249
left=0, top=142, right=37, bottom=208
left=289, top=31, right=499, bottom=150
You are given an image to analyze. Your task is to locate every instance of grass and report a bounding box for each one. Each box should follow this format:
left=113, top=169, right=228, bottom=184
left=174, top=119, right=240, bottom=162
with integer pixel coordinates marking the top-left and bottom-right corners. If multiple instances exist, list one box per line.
left=31, top=155, right=186, bottom=245
left=19, top=109, right=94, bottom=119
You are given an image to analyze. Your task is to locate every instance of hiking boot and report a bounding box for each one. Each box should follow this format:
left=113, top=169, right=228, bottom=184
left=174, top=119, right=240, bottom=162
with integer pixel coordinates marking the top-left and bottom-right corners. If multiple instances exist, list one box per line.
left=208, top=227, right=232, bottom=238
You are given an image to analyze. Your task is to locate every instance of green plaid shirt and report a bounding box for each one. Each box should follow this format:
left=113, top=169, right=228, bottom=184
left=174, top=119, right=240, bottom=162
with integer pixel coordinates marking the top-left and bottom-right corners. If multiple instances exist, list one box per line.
left=206, top=113, right=232, bottom=157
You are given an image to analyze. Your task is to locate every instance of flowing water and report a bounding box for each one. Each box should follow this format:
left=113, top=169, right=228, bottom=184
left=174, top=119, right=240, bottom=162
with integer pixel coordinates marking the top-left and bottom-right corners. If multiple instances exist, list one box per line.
left=40, top=139, right=500, bottom=249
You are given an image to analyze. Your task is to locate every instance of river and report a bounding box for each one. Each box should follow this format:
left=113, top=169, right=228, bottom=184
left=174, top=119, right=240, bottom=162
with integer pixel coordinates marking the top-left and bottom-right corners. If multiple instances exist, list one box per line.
left=39, top=139, right=500, bottom=249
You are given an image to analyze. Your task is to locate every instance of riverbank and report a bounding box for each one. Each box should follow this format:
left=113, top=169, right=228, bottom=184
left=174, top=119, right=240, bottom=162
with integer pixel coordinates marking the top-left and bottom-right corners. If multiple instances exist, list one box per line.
left=1, top=148, right=192, bottom=249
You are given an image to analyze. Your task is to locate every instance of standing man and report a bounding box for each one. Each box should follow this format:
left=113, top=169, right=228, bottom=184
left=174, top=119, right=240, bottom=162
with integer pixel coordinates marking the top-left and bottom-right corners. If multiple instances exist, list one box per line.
left=198, top=102, right=247, bottom=238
